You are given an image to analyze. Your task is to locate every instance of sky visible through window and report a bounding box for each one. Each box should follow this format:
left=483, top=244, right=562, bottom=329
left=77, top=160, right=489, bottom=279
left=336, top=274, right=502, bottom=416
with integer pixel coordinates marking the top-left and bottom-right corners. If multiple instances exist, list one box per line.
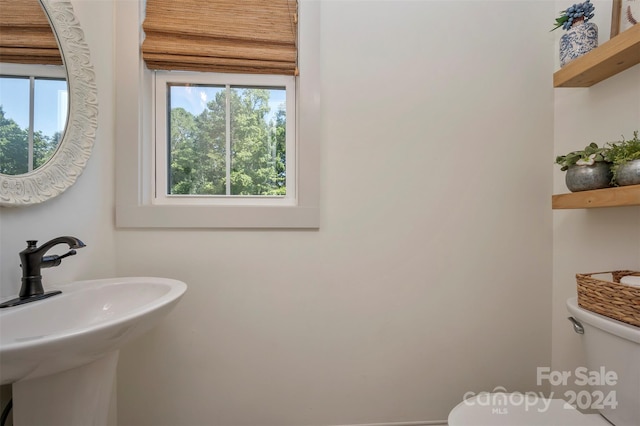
left=0, top=76, right=68, bottom=138
left=0, top=79, right=283, bottom=139
left=170, top=84, right=286, bottom=122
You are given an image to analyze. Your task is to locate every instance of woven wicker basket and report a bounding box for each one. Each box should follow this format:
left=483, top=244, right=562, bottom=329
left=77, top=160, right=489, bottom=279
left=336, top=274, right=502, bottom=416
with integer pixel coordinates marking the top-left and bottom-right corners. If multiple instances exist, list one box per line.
left=576, top=270, right=640, bottom=327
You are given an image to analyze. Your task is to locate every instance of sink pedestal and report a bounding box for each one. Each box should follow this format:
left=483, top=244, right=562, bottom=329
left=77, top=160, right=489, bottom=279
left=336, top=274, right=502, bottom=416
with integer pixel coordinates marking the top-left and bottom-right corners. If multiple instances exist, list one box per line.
left=1, top=277, right=187, bottom=424
left=13, top=351, right=119, bottom=426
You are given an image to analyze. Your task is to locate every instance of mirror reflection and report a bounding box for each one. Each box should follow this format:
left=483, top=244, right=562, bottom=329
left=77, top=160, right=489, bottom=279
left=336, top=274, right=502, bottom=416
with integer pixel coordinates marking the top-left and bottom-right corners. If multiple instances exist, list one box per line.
left=0, top=0, right=67, bottom=175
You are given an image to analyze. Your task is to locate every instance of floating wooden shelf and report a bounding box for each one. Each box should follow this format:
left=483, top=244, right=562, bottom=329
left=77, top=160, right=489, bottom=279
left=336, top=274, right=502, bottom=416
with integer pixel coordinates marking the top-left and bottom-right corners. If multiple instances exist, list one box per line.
left=552, top=185, right=640, bottom=209
left=554, top=24, right=640, bottom=87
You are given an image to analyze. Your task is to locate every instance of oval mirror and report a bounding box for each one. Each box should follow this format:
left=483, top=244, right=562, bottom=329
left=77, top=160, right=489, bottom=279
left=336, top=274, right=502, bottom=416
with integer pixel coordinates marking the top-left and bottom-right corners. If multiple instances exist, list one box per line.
left=0, top=0, right=97, bottom=206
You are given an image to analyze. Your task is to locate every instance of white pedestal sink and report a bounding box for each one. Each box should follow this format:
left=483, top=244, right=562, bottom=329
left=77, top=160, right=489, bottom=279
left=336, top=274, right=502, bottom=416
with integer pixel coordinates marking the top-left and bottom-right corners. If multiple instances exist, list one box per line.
left=0, top=277, right=187, bottom=425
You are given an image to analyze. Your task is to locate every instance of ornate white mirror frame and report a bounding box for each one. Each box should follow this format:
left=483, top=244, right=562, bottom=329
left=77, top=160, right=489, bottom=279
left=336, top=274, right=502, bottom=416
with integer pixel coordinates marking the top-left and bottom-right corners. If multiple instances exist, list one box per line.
left=0, top=0, right=98, bottom=207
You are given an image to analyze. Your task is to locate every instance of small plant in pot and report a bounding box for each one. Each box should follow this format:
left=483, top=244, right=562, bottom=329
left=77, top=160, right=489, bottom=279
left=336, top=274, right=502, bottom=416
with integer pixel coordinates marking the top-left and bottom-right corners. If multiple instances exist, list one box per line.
left=555, top=142, right=612, bottom=192
left=552, top=0, right=598, bottom=67
left=551, top=0, right=595, bottom=31
left=607, top=131, right=640, bottom=186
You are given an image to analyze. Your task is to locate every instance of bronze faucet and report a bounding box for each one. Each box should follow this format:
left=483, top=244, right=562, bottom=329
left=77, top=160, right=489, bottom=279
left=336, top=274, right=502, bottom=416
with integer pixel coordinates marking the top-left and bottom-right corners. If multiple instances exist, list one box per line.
left=0, top=237, right=85, bottom=308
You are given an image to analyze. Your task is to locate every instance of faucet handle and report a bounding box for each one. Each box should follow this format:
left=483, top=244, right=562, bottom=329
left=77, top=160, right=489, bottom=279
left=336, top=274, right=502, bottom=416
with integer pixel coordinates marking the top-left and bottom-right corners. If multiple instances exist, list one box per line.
left=41, top=250, right=78, bottom=269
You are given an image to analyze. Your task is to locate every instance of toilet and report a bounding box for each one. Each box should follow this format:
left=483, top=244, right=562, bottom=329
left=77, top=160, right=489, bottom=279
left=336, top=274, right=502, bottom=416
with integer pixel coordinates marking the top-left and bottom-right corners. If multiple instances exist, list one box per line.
left=448, top=297, right=640, bottom=425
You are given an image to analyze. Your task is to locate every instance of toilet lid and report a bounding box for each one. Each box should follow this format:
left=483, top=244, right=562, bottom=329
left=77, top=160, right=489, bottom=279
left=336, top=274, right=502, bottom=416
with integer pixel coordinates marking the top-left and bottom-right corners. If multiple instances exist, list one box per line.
left=448, top=393, right=610, bottom=426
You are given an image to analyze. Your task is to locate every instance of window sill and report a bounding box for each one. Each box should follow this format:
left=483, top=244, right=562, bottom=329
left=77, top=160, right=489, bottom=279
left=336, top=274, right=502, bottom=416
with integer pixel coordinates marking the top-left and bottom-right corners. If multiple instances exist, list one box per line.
left=116, top=204, right=320, bottom=229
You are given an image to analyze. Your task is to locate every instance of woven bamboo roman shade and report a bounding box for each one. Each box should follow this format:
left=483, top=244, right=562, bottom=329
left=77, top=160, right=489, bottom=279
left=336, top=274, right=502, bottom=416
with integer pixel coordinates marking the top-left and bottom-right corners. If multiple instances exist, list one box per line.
left=0, top=0, right=62, bottom=65
left=142, top=0, right=298, bottom=75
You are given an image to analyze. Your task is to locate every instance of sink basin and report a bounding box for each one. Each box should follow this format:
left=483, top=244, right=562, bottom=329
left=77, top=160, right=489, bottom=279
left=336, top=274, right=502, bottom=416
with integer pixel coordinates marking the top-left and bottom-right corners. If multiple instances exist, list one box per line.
left=0, top=277, right=186, bottom=385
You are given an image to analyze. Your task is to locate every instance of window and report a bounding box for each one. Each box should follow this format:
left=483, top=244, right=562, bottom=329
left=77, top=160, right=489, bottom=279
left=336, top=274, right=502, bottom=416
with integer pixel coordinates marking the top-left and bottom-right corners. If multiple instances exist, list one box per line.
left=0, top=65, right=67, bottom=174
left=154, top=72, right=296, bottom=206
left=115, top=0, right=320, bottom=228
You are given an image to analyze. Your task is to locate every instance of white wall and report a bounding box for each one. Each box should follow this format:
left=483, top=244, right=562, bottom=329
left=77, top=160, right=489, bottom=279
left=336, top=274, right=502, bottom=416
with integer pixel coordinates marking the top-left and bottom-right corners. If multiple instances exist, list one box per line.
left=12, top=0, right=629, bottom=425
left=115, top=1, right=554, bottom=425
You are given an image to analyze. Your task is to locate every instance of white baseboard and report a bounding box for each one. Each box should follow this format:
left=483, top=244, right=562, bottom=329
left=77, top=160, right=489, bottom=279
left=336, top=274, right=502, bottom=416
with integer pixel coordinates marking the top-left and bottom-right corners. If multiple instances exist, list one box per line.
left=332, top=421, right=447, bottom=426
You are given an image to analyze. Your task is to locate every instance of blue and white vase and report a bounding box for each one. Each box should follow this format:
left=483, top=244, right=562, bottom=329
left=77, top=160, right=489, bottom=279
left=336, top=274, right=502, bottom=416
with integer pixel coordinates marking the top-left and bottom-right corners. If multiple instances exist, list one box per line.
left=559, top=20, right=598, bottom=67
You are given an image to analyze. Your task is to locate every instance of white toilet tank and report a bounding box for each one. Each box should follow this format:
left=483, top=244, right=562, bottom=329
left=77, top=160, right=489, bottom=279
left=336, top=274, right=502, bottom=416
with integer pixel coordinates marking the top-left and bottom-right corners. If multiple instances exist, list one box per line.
left=567, top=297, right=640, bottom=426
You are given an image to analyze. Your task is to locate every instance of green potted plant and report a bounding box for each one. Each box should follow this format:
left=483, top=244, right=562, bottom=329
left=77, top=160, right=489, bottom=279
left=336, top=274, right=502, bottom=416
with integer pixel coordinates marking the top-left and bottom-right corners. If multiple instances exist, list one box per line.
left=555, top=142, right=612, bottom=192
left=607, top=131, right=640, bottom=186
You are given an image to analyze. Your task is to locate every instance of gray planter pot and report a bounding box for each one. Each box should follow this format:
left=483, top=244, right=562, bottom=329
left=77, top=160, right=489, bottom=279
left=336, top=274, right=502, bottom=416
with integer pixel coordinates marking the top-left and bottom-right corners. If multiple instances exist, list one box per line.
left=614, top=159, right=640, bottom=186
left=565, top=162, right=612, bottom=192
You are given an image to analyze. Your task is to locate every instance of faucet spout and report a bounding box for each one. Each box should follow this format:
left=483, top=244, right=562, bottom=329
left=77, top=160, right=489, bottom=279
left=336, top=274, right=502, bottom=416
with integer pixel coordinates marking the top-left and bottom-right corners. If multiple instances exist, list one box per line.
left=32, top=236, right=86, bottom=256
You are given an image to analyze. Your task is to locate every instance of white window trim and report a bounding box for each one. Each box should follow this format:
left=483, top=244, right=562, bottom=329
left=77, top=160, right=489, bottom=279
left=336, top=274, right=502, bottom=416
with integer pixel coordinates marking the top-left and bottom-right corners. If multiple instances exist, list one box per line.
left=115, top=0, right=320, bottom=229
left=153, top=72, right=296, bottom=206
left=0, top=62, right=66, bottom=79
